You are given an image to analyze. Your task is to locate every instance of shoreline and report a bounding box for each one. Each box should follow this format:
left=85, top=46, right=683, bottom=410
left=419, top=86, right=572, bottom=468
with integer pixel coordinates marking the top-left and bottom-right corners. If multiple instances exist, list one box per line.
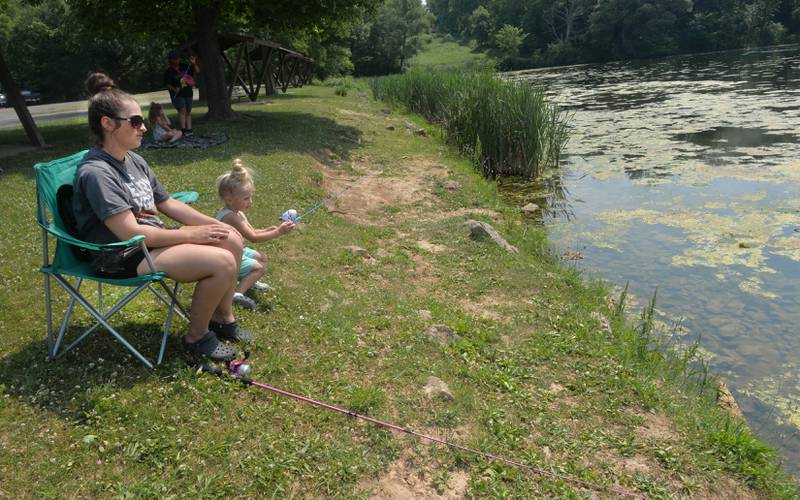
left=0, top=83, right=795, bottom=496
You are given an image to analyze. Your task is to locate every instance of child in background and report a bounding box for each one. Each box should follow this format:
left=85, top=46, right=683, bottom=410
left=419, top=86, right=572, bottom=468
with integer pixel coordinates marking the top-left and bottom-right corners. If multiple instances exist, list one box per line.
left=216, top=159, right=295, bottom=308
left=148, top=102, right=182, bottom=143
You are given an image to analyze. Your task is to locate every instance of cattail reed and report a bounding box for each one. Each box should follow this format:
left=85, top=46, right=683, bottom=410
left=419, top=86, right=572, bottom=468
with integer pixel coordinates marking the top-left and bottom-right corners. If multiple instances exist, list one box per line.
left=369, top=71, right=570, bottom=179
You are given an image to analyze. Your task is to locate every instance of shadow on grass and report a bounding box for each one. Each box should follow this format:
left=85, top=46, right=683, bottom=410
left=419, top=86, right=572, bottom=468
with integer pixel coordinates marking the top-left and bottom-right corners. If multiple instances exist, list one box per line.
left=0, top=321, right=189, bottom=419
left=0, top=109, right=364, bottom=179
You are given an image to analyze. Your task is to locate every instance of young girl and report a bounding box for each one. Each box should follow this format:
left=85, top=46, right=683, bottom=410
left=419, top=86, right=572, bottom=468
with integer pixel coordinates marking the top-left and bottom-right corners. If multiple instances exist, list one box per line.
left=216, top=159, right=295, bottom=308
left=148, top=102, right=182, bottom=143
left=73, top=72, right=249, bottom=362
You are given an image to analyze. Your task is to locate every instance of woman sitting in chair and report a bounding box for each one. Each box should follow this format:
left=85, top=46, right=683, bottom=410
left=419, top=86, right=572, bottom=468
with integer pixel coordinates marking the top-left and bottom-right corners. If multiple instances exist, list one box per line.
left=72, top=72, right=249, bottom=362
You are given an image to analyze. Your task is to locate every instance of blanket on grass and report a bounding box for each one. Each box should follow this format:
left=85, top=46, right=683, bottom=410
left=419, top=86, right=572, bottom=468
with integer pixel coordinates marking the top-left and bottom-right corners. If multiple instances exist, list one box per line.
left=141, top=133, right=228, bottom=150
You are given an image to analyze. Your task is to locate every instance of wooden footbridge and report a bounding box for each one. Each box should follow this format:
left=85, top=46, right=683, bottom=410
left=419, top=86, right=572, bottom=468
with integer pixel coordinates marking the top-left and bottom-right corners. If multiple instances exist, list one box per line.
left=183, top=33, right=315, bottom=102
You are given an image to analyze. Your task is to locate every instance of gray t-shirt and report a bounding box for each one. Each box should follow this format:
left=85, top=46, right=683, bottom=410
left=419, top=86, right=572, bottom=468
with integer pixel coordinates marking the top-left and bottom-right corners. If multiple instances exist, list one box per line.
left=73, top=148, right=169, bottom=244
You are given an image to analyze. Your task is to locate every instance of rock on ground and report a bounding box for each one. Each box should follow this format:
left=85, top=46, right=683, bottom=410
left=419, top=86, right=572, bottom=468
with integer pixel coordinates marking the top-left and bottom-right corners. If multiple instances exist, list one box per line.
left=423, top=376, right=454, bottom=400
left=521, top=203, right=539, bottom=215
left=717, top=380, right=744, bottom=419
left=343, top=245, right=377, bottom=264
left=466, top=220, right=518, bottom=253
left=424, top=324, right=460, bottom=344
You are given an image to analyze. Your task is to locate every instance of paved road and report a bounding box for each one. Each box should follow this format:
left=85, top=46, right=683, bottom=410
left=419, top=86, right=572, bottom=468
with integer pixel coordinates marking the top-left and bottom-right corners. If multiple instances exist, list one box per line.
left=0, top=90, right=180, bottom=130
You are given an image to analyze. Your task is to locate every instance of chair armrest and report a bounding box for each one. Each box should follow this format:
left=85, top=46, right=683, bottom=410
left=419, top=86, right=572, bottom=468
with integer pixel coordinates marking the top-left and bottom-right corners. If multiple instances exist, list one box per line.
left=41, top=223, right=146, bottom=251
left=171, top=191, right=199, bottom=205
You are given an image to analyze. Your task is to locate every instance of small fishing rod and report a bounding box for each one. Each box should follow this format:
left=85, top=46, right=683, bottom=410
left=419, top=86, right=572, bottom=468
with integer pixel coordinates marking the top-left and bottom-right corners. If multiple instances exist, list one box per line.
left=200, top=359, right=646, bottom=498
left=281, top=171, right=381, bottom=223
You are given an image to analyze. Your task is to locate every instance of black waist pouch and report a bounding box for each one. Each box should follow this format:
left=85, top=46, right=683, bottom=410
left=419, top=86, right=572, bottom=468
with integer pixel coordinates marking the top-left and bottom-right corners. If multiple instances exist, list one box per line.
left=91, top=246, right=146, bottom=279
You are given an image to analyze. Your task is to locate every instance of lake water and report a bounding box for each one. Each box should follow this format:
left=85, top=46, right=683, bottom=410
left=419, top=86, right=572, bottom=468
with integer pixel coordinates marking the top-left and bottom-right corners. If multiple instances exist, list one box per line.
left=507, top=45, right=800, bottom=472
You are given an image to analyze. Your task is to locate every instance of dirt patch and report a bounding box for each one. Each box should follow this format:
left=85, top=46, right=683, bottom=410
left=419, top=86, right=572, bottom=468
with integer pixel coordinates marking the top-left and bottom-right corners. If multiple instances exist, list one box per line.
left=699, top=476, right=758, bottom=499
left=336, top=108, right=376, bottom=120
left=593, top=449, right=654, bottom=475
left=635, top=412, right=680, bottom=442
left=316, top=156, right=447, bottom=225
left=364, top=457, right=469, bottom=499
left=410, top=253, right=439, bottom=292
left=460, top=294, right=510, bottom=321
left=417, top=240, right=447, bottom=253
left=425, top=207, right=503, bottom=223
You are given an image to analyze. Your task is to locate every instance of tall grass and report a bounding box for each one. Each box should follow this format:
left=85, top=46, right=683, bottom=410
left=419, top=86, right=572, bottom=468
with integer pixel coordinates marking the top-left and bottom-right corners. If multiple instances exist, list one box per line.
left=369, top=71, right=569, bottom=179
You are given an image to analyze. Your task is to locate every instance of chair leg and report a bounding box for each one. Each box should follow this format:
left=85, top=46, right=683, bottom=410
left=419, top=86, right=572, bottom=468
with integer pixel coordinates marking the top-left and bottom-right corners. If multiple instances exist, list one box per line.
left=44, top=273, right=54, bottom=359
left=61, top=283, right=150, bottom=357
left=52, top=275, right=155, bottom=368
left=157, top=281, right=180, bottom=365
left=148, top=283, right=189, bottom=322
left=98, top=282, right=103, bottom=314
left=53, top=277, right=83, bottom=358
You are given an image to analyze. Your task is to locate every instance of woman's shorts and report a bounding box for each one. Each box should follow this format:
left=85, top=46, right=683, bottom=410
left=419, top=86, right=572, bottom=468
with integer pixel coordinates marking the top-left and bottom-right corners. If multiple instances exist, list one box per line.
left=91, top=246, right=146, bottom=279
left=171, top=94, right=193, bottom=112
left=239, top=247, right=261, bottom=279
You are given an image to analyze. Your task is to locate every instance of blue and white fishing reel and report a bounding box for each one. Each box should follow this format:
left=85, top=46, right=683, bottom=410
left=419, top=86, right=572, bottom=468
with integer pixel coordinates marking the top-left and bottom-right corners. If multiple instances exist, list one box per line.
left=281, top=209, right=302, bottom=223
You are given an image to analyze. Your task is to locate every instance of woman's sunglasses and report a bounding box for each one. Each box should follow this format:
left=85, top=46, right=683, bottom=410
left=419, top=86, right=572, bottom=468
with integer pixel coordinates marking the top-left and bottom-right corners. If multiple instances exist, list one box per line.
left=112, top=115, right=146, bottom=128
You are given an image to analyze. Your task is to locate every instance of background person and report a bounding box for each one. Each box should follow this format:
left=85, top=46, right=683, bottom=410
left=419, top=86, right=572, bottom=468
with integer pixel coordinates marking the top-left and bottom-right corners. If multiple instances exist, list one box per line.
left=148, top=102, right=182, bottom=143
left=164, top=50, right=199, bottom=136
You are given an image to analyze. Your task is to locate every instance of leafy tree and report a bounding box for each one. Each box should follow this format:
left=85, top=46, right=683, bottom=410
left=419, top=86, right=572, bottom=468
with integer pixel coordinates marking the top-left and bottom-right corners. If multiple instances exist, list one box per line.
left=1, top=0, right=167, bottom=101
left=352, top=0, right=433, bottom=75
left=427, top=0, right=800, bottom=69
left=494, top=24, right=527, bottom=58
left=69, top=0, right=381, bottom=119
left=587, top=0, right=692, bottom=59
left=428, top=0, right=483, bottom=35
left=466, top=6, right=494, bottom=46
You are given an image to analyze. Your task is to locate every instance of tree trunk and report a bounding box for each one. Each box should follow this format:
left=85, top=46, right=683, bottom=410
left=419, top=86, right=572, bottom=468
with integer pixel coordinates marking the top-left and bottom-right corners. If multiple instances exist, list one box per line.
left=0, top=49, right=46, bottom=147
left=193, top=2, right=236, bottom=120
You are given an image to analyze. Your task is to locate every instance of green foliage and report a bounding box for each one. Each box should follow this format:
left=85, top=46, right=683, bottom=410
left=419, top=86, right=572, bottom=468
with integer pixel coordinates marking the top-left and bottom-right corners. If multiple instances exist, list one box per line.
left=428, top=0, right=800, bottom=69
left=0, top=0, right=168, bottom=100
left=466, top=6, right=494, bottom=46
left=369, top=71, right=569, bottom=178
left=494, top=24, right=527, bottom=58
left=351, top=0, right=434, bottom=76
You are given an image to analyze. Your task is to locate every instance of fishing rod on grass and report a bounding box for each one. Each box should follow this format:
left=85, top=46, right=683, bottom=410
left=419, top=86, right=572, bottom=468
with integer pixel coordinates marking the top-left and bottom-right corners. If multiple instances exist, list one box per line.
left=197, top=357, right=646, bottom=498
left=281, top=171, right=381, bottom=224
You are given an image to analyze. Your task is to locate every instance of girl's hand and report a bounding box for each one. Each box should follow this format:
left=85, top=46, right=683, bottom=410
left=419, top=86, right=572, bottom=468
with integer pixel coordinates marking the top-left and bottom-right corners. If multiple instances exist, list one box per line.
left=277, top=221, right=296, bottom=235
left=189, top=55, right=197, bottom=65
left=181, top=224, right=230, bottom=244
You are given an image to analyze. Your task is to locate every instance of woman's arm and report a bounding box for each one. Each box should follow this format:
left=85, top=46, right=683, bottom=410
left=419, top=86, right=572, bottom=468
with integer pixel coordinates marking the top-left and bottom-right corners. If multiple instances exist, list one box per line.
left=157, top=197, right=219, bottom=226
left=104, top=209, right=232, bottom=248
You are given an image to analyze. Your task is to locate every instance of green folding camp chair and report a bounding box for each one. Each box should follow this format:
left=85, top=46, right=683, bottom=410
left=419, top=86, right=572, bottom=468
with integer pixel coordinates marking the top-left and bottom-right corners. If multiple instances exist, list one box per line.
left=35, top=150, right=198, bottom=368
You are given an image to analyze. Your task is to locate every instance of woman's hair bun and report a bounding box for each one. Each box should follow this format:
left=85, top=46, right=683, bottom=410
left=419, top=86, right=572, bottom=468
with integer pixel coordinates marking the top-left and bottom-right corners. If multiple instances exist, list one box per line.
left=85, top=72, right=117, bottom=95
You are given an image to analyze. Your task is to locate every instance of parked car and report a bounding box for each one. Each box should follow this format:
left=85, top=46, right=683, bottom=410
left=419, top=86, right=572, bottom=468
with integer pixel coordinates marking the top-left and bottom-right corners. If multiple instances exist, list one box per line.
left=0, top=93, right=7, bottom=107
left=20, top=90, right=42, bottom=104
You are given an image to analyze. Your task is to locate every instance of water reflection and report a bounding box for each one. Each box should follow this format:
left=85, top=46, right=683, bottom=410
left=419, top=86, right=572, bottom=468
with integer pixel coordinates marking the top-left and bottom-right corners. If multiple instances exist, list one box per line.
left=507, top=45, right=800, bottom=472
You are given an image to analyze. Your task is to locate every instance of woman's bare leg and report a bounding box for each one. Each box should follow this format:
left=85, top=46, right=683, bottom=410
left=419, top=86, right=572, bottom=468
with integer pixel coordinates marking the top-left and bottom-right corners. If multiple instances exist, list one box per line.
left=139, top=235, right=243, bottom=342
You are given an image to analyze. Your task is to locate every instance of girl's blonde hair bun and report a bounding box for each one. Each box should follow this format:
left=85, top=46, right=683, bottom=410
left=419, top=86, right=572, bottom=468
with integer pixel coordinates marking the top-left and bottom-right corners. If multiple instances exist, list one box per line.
left=217, top=158, right=254, bottom=198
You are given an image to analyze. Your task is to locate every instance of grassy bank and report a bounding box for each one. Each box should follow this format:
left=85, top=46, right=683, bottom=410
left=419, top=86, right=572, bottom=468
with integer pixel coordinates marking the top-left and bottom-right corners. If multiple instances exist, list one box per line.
left=370, top=71, right=569, bottom=179
left=0, top=85, right=796, bottom=497
left=407, top=35, right=495, bottom=72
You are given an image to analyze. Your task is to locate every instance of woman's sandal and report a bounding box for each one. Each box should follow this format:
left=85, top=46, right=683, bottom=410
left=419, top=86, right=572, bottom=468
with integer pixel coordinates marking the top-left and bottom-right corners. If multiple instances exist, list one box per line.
left=209, top=320, right=254, bottom=343
left=182, top=331, right=239, bottom=362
